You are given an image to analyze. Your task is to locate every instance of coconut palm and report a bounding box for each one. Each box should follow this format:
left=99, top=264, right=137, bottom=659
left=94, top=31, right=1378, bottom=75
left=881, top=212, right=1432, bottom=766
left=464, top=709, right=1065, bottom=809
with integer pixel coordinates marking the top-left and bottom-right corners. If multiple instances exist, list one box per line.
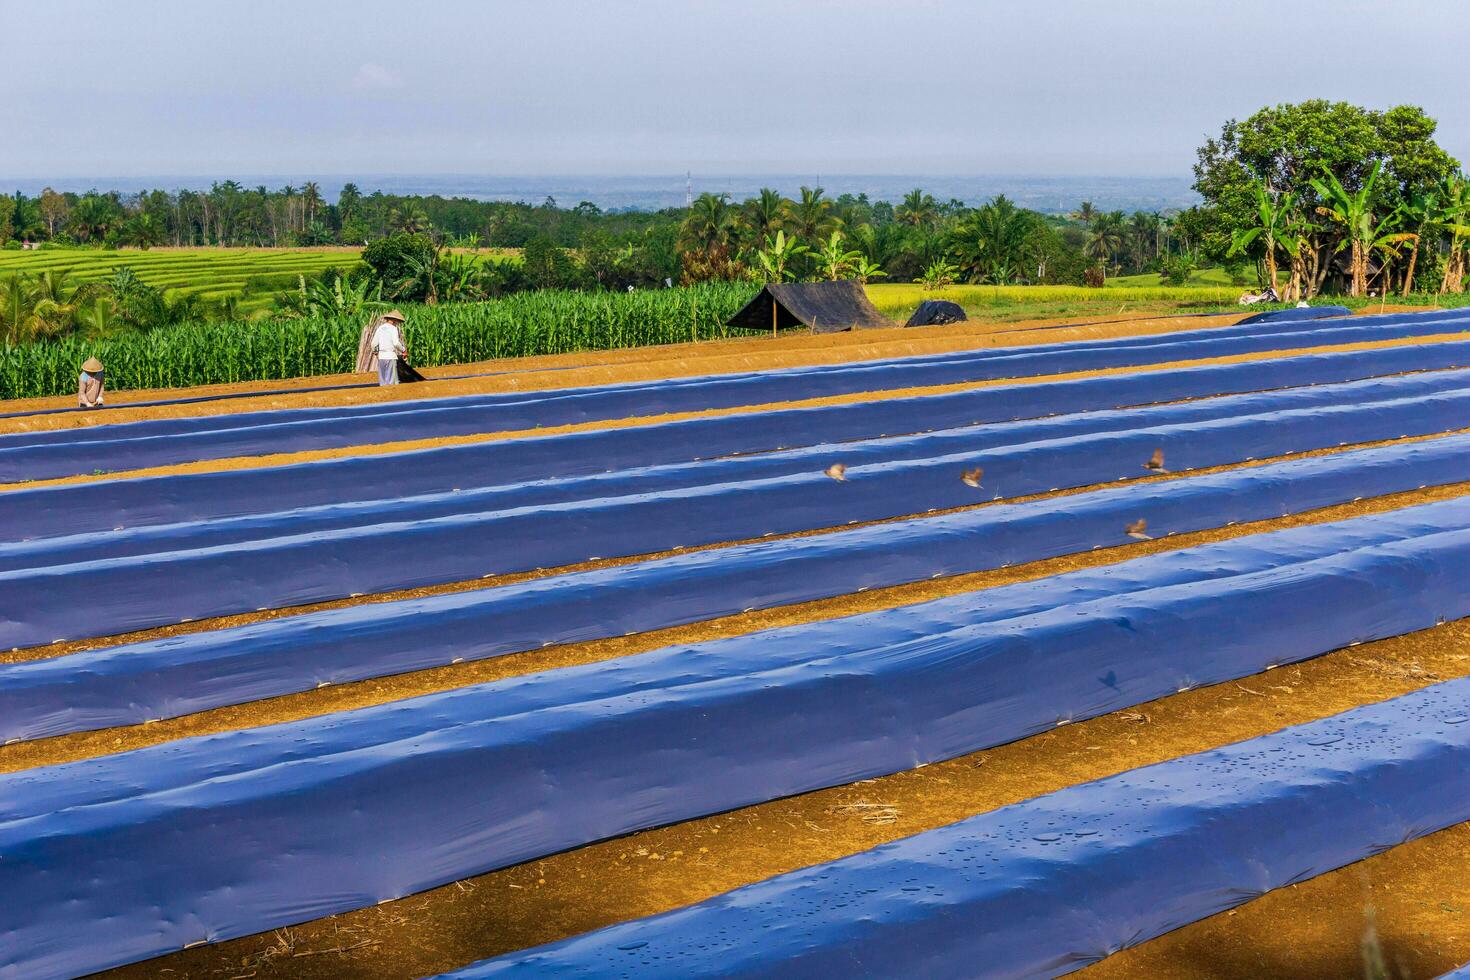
left=784, top=186, right=838, bottom=242
left=1083, top=211, right=1127, bottom=272
left=739, top=188, right=786, bottom=246
left=896, top=189, right=938, bottom=229
left=680, top=193, right=734, bottom=253
left=950, top=195, right=1034, bottom=284
left=1070, top=201, right=1098, bottom=226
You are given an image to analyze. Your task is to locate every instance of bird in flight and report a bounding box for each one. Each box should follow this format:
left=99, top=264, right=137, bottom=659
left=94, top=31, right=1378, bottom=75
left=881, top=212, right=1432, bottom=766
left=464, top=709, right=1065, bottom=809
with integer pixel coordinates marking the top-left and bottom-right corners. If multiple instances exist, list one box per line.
left=1126, top=519, right=1152, bottom=540
left=824, top=463, right=847, bottom=482
left=1143, top=448, right=1167, bottom=472
left=961, top=467, right=984, bottom=488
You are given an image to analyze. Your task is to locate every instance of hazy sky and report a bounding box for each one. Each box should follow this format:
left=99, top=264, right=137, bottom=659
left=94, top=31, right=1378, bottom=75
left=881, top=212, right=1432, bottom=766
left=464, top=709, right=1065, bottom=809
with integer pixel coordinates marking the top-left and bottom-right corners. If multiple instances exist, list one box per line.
left=5, top=0, right=1469, bottom=179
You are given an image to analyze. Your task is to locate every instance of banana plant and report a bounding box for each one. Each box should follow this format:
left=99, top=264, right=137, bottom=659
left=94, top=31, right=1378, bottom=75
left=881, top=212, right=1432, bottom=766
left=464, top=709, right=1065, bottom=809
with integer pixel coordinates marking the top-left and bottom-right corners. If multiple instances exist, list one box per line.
left=1309, top=161, right=1413, bottom=296
left=851, top=256, right=888, bottom=285
left=754, top=230, right=809, bottom=283
left=1228, top=182, right=1296, bottom=295
left=813, top=231, right=863, bottom=281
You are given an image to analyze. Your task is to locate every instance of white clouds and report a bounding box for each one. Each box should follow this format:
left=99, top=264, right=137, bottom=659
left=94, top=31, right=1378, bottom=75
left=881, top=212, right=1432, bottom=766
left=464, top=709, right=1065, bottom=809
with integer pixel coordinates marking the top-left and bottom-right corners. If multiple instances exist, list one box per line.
left=351, top=62, right=403, bottom=93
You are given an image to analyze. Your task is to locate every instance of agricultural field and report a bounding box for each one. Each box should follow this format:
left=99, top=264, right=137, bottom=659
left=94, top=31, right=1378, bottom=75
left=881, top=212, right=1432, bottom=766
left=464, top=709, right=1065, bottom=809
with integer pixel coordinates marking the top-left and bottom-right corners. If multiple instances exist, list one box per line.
left=0, top=246, right=364, bottom=313
left=3, top=304, right=1470, bottom=978
left=0, top=245, right=522, bottom=315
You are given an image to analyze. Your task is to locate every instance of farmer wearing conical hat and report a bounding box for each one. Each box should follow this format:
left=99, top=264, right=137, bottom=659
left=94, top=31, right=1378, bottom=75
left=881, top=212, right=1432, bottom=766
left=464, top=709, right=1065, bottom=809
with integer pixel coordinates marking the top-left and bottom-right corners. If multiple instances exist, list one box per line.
left=78, top=357, right=105, bottom=409
left=363, top=310, right=409, bottom=386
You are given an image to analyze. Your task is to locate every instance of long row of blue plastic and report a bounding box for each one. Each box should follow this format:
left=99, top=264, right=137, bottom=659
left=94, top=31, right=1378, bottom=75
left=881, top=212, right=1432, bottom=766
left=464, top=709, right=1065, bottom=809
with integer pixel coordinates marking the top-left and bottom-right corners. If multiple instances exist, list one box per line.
left=9, top=333, right=1470, bottom=545
left=445, top=672, right=1470, bottom=978
left=1, top=306, right=1467, bottom=481
left=4, top=363, right=1469, bottom=650
left=0, top=431, right=1465, bottom=746
left=8, top=365, right=1470, bottom=574
left=4, top=495, right=1470, bottom=979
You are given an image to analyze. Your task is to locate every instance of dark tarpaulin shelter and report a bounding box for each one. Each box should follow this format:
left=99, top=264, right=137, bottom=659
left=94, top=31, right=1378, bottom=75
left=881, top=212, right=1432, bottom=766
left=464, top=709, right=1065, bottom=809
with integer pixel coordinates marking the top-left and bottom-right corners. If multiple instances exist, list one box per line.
left=905, top=300, right=968, bottom=328
left=725, top=281, right=894, bottom=334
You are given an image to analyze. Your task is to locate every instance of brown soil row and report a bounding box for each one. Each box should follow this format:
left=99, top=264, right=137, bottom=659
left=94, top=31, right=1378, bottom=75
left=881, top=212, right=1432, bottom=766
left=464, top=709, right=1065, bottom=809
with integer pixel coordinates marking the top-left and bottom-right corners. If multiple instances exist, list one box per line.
left=97, top=615, right=1470, bottom=980
left=1081, top=823, right=1470, bottom=978
left=0, top=311, right=1249, bottom=427
left=6, top=329, right=1465, bottom=494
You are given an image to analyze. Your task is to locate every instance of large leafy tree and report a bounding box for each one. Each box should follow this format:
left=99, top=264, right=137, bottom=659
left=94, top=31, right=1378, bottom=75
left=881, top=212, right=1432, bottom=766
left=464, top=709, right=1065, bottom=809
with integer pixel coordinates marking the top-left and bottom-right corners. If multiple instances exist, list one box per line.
left=1193, top=101, right=1459, bottom=295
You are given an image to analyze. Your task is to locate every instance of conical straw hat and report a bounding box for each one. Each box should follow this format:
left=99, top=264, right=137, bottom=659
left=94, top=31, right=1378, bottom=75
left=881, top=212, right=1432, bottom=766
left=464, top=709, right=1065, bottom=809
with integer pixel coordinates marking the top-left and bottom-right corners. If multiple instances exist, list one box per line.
left=82, top=357, right=104, bottom=373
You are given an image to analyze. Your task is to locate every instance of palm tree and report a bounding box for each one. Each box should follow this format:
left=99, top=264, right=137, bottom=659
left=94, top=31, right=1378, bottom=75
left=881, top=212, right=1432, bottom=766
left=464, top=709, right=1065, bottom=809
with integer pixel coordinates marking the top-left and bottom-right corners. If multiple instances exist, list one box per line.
left=784, top=186, right=837, bottom=242
left=739, top=188, right=786, bottom=246
left=896, top=189, right=938, bottom=229
left=302, top=182, right=323, bottom=226
left=338, top=182, right=363, bottom=226
left=1070, top=201, right=1098, bottom=226
left=1083, top=211, right=1127, bottom=272
left=390, top=204, right=432, bottom=234
left=950, top=195, right=1034, bottom=284
left=680, top=193, right=734, bottom=253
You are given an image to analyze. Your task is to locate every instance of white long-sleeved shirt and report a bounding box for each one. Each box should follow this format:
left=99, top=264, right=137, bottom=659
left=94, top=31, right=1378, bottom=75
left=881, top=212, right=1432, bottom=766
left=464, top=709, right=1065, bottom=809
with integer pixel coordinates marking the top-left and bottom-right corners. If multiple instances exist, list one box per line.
left=371, top=321, right=405, bottom=360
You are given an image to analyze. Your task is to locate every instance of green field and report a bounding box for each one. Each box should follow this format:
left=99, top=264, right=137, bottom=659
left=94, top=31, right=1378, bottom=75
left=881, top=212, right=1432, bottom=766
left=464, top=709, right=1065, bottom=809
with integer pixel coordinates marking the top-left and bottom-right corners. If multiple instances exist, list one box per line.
left=0, top=246, right=520, bottom=314
left=866, top=282, right=1245, bottom=322
left=0, top=247, right=368, bottom=312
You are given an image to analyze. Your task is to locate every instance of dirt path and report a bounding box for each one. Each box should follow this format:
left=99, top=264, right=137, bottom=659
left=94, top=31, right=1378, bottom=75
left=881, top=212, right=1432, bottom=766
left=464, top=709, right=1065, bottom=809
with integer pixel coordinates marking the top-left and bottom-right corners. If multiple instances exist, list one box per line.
left=7, top=329, right=1466, bottom=494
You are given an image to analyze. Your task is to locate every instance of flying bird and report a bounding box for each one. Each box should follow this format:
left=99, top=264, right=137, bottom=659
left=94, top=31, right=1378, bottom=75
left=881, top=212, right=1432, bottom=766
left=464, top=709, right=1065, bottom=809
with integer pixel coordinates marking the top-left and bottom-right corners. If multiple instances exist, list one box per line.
left=824, top=463, right=847, bottom=482
left=1126, top=518, right=1152, bottom=540
left=1143, top=448, right=1167, bottom=472
left=961, top=467, right=984, bottom=488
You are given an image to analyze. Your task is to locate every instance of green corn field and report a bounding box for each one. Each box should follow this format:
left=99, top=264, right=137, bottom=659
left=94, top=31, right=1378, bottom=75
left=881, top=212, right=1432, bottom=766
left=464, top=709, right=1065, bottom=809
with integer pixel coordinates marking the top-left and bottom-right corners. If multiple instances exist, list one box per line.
left=0, top=283, right=754, bottom=399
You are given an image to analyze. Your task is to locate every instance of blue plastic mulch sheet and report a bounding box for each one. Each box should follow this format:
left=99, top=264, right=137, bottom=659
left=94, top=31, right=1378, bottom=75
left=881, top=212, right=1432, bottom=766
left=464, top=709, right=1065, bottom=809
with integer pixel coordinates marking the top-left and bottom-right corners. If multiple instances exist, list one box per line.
left=3, top=498, right=1470, bottom=978
left=444, top=676, right=1470, bottom=978
left=3, top=375, right=1468, bottom=649
left=7, top=334, right=1470, bottom=543
left=1236, top=304, right=1353, bottom=325
left=1, top=307, right=1467, bottom=481
left=1, top=430, right=1467, bottom=744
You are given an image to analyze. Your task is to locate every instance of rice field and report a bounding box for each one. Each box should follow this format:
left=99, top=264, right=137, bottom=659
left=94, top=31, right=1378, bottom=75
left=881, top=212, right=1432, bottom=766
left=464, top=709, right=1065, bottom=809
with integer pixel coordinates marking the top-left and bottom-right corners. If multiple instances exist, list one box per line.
left=5, top=307, right=1470, bottom=978
left=0, top=247, right=364, bottom=312
left=0, top=246, right=521, bottom=313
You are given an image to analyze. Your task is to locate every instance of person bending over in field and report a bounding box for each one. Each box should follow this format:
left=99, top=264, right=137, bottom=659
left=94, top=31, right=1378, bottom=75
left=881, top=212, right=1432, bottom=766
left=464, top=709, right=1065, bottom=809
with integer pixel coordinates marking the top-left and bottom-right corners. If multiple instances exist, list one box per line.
left=78, top=357, right=105, bottom=409
left=368, top=310, right=409, bottom=386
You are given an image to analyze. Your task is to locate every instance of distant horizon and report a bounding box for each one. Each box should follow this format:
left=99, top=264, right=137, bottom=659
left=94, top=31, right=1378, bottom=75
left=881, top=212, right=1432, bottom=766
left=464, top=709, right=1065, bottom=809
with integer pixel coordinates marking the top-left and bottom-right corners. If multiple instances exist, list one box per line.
left=0, top=173, right=1200, bottom=215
